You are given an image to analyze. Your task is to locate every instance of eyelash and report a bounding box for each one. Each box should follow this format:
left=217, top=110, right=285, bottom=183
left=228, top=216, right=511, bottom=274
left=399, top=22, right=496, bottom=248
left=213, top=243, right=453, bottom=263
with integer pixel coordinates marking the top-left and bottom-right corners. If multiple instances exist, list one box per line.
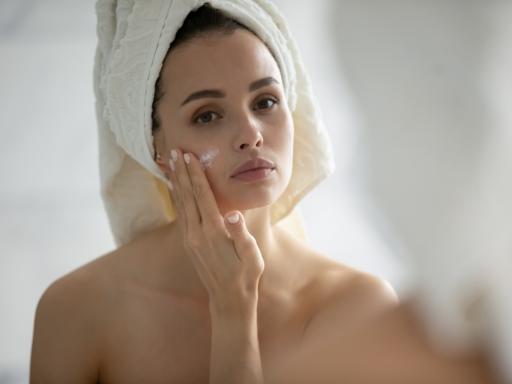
left=254, top=97, right=280, bottom=111
left=195, top=111, right=219, bottom=124
left=193, top=97, right=280, bottom=125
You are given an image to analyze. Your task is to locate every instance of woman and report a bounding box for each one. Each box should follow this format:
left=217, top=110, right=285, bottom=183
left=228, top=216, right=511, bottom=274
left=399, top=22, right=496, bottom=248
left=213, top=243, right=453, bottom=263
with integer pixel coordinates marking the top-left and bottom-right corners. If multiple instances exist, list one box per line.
left=30, top=2, right=396, bottom=383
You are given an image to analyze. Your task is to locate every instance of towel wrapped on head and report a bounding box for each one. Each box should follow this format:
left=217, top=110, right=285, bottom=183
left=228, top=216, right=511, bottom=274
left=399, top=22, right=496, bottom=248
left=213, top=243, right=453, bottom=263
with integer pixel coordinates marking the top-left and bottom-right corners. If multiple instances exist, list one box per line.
left=94, top=0, right=334, bottom=246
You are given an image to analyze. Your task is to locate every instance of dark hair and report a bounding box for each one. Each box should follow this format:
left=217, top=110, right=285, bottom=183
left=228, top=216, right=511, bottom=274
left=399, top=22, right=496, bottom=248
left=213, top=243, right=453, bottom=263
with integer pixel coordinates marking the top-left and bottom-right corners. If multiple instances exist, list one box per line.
left=151, top=4, right=251, bottom=134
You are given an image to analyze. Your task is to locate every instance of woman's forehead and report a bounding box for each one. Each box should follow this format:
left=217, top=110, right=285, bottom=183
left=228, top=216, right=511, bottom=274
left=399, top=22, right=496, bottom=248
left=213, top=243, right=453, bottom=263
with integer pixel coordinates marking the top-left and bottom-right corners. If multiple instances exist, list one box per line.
left=161, top=29, right=283, bottom=102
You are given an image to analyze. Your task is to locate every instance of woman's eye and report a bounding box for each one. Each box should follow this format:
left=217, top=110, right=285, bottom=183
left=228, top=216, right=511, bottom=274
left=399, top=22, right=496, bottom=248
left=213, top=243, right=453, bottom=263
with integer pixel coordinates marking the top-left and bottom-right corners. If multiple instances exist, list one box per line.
left=195, top=111, right=219, bottom=124
left=254, top=98, right=277, bottom=110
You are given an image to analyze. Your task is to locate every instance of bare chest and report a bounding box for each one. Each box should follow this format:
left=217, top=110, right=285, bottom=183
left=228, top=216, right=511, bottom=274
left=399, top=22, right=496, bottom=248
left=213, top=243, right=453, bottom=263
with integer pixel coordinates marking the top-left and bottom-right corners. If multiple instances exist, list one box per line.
left=99, top=289, right=309, bottom=384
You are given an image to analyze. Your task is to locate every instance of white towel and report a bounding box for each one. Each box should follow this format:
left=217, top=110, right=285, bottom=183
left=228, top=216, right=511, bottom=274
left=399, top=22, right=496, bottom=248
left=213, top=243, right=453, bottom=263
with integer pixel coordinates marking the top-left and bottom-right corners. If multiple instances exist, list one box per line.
left=94, top=0, right=335, bottom=246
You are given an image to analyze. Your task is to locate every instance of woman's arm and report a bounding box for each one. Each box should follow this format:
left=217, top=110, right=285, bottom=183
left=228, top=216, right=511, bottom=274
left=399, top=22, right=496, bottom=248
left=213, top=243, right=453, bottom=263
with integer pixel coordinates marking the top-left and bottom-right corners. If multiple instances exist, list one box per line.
left=167, top=149, right=264, bottom=384
left=209, top=296, right=262, bottom=384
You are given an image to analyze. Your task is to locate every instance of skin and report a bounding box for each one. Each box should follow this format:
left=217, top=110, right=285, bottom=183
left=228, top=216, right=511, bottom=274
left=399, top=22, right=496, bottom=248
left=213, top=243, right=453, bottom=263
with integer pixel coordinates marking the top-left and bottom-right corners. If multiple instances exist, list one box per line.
left=30, top=29, right=396, bottom=383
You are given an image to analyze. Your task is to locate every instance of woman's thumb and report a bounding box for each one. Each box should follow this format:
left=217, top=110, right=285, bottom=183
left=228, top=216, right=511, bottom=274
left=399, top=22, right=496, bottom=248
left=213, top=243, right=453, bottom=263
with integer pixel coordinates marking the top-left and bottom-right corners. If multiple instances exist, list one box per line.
left=224, top=212, right=258, bottom=257
left=224, top=211, right=247, bottom=238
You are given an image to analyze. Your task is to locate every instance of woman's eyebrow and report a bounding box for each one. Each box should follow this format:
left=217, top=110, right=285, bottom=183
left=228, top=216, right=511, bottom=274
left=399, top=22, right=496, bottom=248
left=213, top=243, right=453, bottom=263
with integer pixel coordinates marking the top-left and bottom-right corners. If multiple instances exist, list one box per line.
left=249, top=76, right=279, bottom=92
left=181, top=90, right=225, bottom=106
left=180, top=77, right=279, bottom=107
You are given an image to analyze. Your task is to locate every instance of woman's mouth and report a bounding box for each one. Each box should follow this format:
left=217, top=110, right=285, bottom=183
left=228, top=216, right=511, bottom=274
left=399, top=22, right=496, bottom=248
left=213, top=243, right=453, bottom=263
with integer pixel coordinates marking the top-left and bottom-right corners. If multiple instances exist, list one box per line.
left=232, top=159, right=275, bottom=182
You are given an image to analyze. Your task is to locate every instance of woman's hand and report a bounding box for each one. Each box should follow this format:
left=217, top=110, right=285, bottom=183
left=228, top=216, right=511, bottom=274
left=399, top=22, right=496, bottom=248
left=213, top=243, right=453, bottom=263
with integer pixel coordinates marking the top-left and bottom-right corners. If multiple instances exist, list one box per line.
left=167, top=149, right=265, bottom=384
left=166, top=149, right=264, bottom=314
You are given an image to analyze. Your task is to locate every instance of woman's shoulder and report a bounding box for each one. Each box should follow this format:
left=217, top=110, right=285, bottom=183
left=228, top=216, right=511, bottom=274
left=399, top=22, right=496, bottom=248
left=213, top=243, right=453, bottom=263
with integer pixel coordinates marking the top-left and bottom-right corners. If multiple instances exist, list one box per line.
left=305, top=257, right=396, bottom=314
left=307, top=250, right=396, bottom=305
left=31, top=247, right=124, bottom=380
left=276, top=224, right=396, bottom=303
left=31, top=228, right=172, bottom=380
left=278, top=229, right=398, bottom=342
left=35, top=222, right=182, bottom=327
left=301, top=263, right=397, bottom=344
left=37, top=227, right=164, bottom=313
left=34, top=246, right=128, bottom=337
left=312, top=261, right=398, bottom=316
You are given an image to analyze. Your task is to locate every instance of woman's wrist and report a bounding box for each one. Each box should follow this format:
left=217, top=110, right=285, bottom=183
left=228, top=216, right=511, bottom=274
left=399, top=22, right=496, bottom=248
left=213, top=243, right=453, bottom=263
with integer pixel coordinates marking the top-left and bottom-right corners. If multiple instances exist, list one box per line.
left=209, top=291, right=258, bottom=322
left=209, top=296, right=263, bottom=384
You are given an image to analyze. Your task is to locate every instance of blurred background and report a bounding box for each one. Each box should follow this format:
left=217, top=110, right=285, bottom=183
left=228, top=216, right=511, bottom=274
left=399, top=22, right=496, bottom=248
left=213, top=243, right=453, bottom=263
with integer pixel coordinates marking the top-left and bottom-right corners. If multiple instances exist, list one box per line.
left=0, top=0, right=409, bottom=381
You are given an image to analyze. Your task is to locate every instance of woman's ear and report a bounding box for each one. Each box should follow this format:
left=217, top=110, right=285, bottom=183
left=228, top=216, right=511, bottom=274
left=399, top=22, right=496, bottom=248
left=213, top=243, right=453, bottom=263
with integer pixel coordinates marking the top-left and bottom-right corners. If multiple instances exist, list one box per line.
left=155, top=153, right=171, bottom=173
left=155, top=153, right=173, bottom=176
left=153, top=132, right=172, bottom=175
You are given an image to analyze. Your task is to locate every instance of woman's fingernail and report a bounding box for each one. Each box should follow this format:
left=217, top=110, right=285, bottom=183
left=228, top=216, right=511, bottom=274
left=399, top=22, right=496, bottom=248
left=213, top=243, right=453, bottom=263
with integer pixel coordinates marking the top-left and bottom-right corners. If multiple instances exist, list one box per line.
left=184, top=153, right=190, bottom=164
left=227, top=214, right=239, bottom=224
left=171, top=150, right=178, bottom=161
left=166, top=180, right=173, bottom=191
left=169, top=159, right=175, bottom=171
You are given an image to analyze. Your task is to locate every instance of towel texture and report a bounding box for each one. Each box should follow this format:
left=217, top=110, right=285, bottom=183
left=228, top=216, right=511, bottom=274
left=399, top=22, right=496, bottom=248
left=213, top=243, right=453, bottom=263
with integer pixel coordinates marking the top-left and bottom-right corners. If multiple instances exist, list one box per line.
left=94, top=0, right=334, bottom=246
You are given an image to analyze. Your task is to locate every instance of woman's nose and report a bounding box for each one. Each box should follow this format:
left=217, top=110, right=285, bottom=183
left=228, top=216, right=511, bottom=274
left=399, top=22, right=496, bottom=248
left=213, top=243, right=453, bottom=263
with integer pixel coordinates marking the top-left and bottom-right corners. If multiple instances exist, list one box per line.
left=234, top=114, right=263, bottom=151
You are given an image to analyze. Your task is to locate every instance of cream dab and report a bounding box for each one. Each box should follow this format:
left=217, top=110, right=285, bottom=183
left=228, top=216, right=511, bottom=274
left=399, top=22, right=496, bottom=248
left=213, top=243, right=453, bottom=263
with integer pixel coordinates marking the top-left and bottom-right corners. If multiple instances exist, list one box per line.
left=199, top=148, right=220, bottom=171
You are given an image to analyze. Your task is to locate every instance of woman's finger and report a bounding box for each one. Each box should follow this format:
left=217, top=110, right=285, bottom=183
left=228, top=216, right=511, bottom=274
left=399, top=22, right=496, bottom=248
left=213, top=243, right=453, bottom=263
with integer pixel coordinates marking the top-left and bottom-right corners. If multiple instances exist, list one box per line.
left=167, top=163, right=187, bottom=230
left=171, top=149, right=201, bottom=229
left=184, top=152, right=223, bottom=227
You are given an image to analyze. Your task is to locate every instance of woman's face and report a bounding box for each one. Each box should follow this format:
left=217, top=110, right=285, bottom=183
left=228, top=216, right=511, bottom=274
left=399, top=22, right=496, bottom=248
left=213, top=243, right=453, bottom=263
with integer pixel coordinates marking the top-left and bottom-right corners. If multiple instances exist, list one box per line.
left=154, top=29, right=294, bottom=214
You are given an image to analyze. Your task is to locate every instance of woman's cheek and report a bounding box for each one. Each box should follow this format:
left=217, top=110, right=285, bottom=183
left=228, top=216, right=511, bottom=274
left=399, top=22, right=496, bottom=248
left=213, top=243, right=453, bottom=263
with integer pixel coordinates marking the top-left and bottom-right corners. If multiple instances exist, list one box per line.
left=198, top=147, right=220, bottom=171
left=198, top=148, right=225, bottom=200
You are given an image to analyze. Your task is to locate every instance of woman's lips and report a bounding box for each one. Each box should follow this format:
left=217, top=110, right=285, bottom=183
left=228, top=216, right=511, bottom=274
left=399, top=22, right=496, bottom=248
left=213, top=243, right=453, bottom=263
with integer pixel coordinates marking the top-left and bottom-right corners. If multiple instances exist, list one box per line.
left=233, top=168, right=274, bottom=182
left=232, top=158, right=275, bottom=182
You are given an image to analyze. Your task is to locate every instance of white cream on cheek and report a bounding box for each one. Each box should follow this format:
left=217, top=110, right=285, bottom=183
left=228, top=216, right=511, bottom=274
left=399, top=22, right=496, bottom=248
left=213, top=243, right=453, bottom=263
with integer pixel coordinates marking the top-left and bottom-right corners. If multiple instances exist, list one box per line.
left=199, top=148, right=220, bottom=171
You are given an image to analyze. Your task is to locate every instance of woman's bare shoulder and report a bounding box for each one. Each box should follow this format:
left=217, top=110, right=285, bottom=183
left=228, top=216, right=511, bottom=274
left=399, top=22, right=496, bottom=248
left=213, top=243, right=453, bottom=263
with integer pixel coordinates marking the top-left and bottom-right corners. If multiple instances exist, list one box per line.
left=310, top=257, right=397, bottom=308
left=302, top=269, right=397, bottom=344
left=34, top=222, right=178, bottom=333
left=36, top=228, right=161, bottom=315
left=279, top=231, right=398, bottom=343
left=276, top=224, right=396, bottom=303
left=31, top=248, right=124, bottom=382
left=33, top=242, right=136, bottom=340
left=30, top=226, right=181, bottom=382
left=38, top=251, right=119, bottom=311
